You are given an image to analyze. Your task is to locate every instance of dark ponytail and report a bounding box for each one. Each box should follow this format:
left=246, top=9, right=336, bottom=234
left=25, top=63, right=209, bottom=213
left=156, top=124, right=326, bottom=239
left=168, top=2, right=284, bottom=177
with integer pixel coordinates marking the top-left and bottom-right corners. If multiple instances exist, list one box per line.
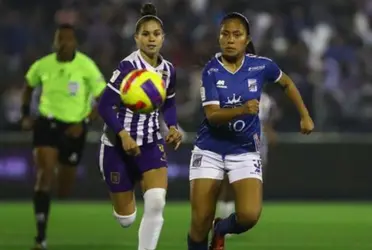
left=221, top=12, right=256, bottom=55
left=135, top=3, right=163, bottom=33
left=246, top=42, right=256, bottom=54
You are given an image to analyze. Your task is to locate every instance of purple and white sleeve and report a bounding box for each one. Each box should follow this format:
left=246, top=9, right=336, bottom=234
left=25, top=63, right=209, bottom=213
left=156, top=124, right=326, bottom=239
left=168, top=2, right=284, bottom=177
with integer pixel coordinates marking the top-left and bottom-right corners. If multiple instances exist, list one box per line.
left=98, top=61, right=134, bottom=134
left=161, top=64, right=177, bottom=128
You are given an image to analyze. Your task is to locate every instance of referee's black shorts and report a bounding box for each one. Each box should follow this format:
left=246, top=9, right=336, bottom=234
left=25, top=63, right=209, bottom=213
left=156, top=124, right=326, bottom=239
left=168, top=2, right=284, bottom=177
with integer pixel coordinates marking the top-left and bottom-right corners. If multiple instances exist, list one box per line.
left=33, top=116, right=87, bottom=166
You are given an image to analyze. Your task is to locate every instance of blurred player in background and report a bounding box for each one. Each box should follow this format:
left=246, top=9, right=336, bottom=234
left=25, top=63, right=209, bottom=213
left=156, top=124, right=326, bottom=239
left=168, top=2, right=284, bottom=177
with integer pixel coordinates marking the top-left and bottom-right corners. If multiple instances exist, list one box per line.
left=97, top=3, right=182, bottom=250
left=217, top=92, right=278, bottom=221
left=20, top=24, right=106, bottom=250
left=187, top=12, right=314, bottom=250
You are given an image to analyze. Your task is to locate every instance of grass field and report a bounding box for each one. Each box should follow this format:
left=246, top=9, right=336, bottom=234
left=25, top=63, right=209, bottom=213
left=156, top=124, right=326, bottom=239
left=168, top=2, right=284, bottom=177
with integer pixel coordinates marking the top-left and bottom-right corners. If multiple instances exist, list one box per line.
left=1, top=202, right=371, bottom=250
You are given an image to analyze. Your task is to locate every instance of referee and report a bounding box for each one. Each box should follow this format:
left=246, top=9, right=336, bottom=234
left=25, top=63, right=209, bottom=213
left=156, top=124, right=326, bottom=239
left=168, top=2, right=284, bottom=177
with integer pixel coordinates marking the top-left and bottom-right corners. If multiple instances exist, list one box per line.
left=20, top=24, right=106, bottom=250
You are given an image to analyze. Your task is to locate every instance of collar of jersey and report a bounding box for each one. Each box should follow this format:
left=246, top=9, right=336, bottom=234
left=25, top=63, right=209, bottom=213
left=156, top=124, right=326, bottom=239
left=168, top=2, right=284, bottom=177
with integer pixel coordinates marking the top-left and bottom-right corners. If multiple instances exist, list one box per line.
left=136, top=50, right=165, bottom=70
left=215, top=52, right=245, bottom=75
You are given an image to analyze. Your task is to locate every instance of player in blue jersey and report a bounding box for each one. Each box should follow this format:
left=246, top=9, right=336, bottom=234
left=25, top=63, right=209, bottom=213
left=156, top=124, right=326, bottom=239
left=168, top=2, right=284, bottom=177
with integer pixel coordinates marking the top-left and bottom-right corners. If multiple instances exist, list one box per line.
left=217, top=92, right=278, bottom=224
left=97, top=3, right=182, bottom=250
left=187, top=12, right=314, bottom=250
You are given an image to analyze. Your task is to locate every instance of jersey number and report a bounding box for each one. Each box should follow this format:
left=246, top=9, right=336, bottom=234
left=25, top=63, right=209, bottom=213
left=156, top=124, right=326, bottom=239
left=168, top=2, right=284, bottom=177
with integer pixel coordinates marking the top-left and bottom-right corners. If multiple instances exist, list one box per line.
left=228, top=120, right=246, bottom=132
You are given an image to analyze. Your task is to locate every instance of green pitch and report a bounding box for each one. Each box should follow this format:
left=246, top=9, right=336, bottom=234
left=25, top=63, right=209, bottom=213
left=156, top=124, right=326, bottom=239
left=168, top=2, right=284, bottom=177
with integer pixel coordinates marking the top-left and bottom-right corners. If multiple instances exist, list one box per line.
left=1, top=202, right=371, bottom=250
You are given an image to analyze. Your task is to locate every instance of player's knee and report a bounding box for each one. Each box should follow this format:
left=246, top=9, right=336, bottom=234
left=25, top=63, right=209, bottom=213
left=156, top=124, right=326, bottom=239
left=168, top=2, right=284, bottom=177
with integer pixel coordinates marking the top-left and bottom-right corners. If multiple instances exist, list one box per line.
left=236, top=209, right=261, bottom=230
left=143, top=188, right=166, bottom=216
left=34, top=169, right=55, bottom=191
left=192, top=209, right=214, bottom=234
left=113, top=209, right=137, bottom=228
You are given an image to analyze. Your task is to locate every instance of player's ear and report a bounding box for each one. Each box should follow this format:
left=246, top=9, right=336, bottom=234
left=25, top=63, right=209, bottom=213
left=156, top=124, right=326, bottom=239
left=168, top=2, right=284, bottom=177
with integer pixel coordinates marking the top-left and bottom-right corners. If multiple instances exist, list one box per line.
left=134, top=33, right=140, bottom=45
left=246, top=36, right=251, bottom=47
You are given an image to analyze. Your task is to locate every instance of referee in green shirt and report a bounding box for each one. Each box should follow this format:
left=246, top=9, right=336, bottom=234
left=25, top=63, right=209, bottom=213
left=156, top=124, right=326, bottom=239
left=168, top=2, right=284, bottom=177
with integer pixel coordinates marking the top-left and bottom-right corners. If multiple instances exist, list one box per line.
left=20, top=24, right=106, bottom=250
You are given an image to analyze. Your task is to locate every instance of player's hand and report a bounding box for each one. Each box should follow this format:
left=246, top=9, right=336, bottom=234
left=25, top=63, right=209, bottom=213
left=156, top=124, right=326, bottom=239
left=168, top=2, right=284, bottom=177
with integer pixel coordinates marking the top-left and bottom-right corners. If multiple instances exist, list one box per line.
left=119, top=130, right=141, bottom=156
left=65, top=123, right=84, bottom=138
left=21, top=116, right=33, bottom=130
left=165, top=126, right=182, bottom=150
left=300, top=115, right=314, bottom=135
left=243, top=99, right=259, bottom=115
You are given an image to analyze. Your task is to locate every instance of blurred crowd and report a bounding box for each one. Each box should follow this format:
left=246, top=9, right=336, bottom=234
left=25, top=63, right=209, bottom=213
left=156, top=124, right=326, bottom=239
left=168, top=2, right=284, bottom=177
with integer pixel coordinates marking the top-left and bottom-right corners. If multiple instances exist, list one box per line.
left=1, top=0, right=372, bottom=132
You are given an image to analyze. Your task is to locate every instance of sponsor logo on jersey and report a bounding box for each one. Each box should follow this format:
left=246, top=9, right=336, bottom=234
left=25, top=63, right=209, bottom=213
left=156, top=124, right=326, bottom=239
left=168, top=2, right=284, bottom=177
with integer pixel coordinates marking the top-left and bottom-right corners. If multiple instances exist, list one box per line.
left=216, top=80, right=227, bottom=88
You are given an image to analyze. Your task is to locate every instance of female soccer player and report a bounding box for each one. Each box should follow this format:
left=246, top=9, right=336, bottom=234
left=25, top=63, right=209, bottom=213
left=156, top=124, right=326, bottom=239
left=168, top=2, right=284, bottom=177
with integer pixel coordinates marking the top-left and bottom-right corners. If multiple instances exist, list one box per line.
left=97, top=3, right=182, bottom=250
left=187, top=12, right=314, bottom=250
left=217, top=92, right=278, bottom=221
left=21, top=24, right=106, bottom=250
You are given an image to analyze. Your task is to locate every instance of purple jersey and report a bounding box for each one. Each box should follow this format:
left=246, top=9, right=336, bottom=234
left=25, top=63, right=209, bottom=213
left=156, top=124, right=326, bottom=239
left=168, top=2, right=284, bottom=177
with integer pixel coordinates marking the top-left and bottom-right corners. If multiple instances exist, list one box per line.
left=100, top=50, right=176, bottom=146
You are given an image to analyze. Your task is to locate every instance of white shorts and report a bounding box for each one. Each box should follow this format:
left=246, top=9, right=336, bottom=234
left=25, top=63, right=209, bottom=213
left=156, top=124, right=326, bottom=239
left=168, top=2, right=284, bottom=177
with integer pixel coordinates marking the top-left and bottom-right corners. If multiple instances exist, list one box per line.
left=189, top=146, right=263, bottom=183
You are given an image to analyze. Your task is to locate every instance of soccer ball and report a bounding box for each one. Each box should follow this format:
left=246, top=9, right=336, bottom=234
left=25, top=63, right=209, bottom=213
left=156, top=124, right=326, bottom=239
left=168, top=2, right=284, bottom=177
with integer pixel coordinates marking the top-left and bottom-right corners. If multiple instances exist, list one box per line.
left=120, top=69, right=166, bottom=114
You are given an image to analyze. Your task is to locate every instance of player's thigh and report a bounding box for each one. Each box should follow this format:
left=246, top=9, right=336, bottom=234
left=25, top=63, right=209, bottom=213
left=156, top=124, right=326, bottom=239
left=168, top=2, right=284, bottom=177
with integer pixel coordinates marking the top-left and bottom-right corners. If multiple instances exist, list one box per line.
left=58, top=125, right=87, bottom=167
left=33, top=116, right=60, bottom=168
left=99, top=143, right=137, bottom=214
left=56, top=128, right=86, bottom=196
left=135, top=141, right=168, bottom=192
left=226, top=152, right=263, bottom=224
left=33, top=117, right=60, bottom=189
left=189, top=147, right=225, bottom=226
left=231, top=178, right=262, bottom=226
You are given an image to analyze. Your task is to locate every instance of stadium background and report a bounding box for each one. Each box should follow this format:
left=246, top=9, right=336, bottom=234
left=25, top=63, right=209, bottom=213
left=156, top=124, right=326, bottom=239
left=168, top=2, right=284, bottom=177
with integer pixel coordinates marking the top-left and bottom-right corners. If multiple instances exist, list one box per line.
left=0, top=0, right=371, bottom=249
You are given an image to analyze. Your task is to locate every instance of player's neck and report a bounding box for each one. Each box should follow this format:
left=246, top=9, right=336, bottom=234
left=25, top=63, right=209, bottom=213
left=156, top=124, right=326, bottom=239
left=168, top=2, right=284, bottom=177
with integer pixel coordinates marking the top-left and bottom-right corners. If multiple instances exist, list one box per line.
left=221, top=55, right=244, bottom=73
left=57, top=52, right=75, bottom=62
left=140, top=50, right=159, bottom=67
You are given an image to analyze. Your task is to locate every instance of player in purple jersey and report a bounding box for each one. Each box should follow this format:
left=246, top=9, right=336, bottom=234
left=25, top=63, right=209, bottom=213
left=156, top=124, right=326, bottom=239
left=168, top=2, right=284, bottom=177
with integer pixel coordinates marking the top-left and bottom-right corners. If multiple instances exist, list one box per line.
left=186, top=13, right=314, bottom=250
left=97, top=3, right=182, bottom=250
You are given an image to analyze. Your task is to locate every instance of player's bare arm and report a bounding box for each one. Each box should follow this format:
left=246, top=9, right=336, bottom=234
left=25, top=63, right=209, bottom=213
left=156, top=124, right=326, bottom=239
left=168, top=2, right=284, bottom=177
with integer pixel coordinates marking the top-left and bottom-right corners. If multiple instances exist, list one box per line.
left=277, top=72, right=314, bottom=134
left=21, top=84, right=34, bottom=130
left=204, top=100, right=259, bottom=125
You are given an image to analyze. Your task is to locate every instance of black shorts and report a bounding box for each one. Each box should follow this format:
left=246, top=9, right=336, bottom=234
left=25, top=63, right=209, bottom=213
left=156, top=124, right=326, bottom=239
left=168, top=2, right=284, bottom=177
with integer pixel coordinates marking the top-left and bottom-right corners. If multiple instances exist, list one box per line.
left=33, top=116, right=87, bottom=166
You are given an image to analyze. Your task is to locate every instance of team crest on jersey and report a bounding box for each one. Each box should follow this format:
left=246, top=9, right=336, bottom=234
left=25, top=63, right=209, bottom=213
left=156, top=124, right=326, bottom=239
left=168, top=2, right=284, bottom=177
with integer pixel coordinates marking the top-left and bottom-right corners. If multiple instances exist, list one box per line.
left=223, top=93, right=242, bottom=108
left=192, top=154, right=203, bottom=167
left=68, top=81, right=79, bottom=96
left=248, top=79, right=257, bottom=92
left=110, top=172, right=120, bottom=184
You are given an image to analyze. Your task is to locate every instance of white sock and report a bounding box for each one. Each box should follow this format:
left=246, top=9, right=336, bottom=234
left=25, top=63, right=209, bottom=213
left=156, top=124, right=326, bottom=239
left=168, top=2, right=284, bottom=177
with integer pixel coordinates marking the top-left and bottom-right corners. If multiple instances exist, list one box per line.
left=218, top=201, right=235, bottom=218
left=138, top=188, right=166, bottom=250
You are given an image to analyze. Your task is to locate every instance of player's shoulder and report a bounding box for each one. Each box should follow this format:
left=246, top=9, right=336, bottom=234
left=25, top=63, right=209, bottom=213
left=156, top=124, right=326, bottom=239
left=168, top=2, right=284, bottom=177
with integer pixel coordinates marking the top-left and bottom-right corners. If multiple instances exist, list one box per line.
left=162, top=58, right=176, bottom=75
left=117, top=51, right=138, bottom=70
left=163, top=58, right=174, bottom=69
left=33, top=53, right=56, bottom=65
left=245, top=53, right=274, bottom=62
left=202, top=55, right=220, bottom=76
left=75, top=51, right=96, bottom=64
left=245, top=54, right=279, bottom=74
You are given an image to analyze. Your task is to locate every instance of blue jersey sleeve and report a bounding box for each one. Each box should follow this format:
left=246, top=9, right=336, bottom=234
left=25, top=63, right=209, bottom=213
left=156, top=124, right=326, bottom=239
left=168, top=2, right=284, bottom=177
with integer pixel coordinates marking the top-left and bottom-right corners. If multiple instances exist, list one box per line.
left=200, top=68, right=220, bottom=107
left=264, top=59, right=282, bottom=83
